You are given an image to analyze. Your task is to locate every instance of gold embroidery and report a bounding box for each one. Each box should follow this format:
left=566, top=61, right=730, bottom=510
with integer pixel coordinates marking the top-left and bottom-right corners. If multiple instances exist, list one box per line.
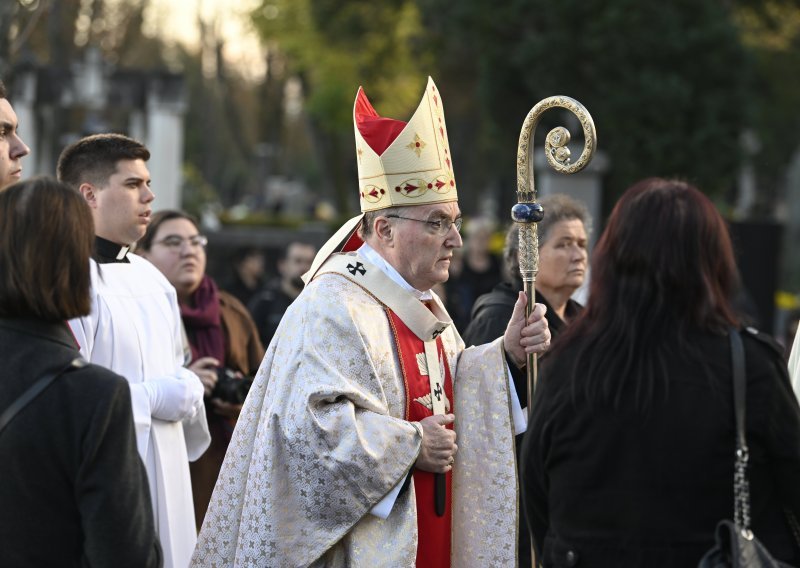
left=361, top=184, right=387, bottom=203
left=406, top=133, right=427, bottom=157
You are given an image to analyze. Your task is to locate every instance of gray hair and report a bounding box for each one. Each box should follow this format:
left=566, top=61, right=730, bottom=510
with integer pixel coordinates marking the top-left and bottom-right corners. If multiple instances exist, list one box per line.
left=359, top=205, right=416, bottom=239
left=503, top=193, right=592, bottom=281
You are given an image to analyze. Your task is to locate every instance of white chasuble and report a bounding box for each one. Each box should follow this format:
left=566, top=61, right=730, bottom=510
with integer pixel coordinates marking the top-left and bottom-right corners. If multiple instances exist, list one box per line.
left=192, top=252, right=519, bottom=567
left=69, top=256, right=210, bottom=568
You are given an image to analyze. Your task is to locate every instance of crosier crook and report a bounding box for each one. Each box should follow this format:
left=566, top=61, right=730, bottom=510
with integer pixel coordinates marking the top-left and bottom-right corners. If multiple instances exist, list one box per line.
left=512, top=96, right=597, bottom=417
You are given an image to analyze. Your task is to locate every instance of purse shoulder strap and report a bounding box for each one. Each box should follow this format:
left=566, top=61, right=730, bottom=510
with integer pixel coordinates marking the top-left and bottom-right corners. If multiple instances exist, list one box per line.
left=730, top=327, right=800, bottom=553
left=730, top=328, right=746, bottom=451
left=729, top=327, right=752, bottom=532
left=0, top=358, right=86, bottom=435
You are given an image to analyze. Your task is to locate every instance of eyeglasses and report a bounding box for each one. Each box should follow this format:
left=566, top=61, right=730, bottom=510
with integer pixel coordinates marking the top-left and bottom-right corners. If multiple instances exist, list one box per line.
left=154, top=235, right=208, bottom=249
left=385, top=215, right=462, bottom=237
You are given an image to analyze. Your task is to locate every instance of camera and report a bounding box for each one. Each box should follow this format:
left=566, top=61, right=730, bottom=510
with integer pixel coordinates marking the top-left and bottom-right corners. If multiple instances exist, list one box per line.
left=212, top=368, right=253, bottom=405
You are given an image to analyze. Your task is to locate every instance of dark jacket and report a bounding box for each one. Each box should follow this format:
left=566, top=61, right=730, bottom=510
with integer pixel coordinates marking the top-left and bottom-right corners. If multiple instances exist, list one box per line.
left=248, top=279, right=297, bottom=348
left=521, top=328, right=800, bottom=567
left=0, top=318, right=161, bottom=568
left=222, top=271, right=264, bottom=310
left=462, top=281, right=583, bottom=408
left=446, top=253, right=503, bottom=329
left=462, top=281, right=583, bottom=567
left=219, top=290, right=264, bottom=376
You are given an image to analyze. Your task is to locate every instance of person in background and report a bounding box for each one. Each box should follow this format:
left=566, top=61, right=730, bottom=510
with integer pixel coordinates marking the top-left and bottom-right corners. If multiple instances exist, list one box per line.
left=58, top=133, right=209, bottom=568
left=0, top=177, right=161, bottom=568
left=445, top=216, right=502, bottom=328
left=0, top=79, right=31, bottom=191
left=462, top=193, right=590, bottom=567
left=248, top=240, right=316, bottom=347
left=137, top=209, right=264, bottom=530
left=522, top=178, right=800, bottom=566
left=223, top=246, right=266, bottom=308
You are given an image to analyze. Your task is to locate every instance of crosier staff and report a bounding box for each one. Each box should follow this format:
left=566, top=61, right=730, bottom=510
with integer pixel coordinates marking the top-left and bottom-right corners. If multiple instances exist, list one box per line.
left=512, top=96, right=597, bottom=416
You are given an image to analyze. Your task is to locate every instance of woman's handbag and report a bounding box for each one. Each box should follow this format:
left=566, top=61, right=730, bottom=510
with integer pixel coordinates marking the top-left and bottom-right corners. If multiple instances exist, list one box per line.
left=697, top=329, right=794, bottom=568
left=0, top=358, right=84, bottom=435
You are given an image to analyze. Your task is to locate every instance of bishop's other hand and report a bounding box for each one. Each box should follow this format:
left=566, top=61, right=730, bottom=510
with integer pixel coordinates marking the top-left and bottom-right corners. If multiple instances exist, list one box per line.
left=415, top=414, right=457, bottom=474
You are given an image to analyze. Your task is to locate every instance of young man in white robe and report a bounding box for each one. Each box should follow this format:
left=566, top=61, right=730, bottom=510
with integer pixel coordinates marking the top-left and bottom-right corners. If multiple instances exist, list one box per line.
left=58, top=134, right=211, bottom=568
left=192, top=78, right=550, bottom=568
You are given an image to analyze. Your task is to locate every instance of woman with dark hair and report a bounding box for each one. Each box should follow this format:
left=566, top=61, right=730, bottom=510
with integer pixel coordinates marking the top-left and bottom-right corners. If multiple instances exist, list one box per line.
left=137, top=209, right=263, bottom=530
left=0, top=177, right=161, bottom=567
left=521, top=178, right=800, bottom=567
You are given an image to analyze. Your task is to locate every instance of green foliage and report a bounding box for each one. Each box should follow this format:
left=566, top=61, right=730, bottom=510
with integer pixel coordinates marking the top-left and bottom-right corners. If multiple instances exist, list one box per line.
left=2, top=0, right=164, bottom=70
left=252, top=0, right=433, bottom=131
left=181, top=162, right=220, bottom=218
left=734, top=1, right=800, bottom=213
left=180, top=45, right=261, bottom=208
left=251, top=0, right=436, bottom=213
left=420, top=0, right=752, bottom=206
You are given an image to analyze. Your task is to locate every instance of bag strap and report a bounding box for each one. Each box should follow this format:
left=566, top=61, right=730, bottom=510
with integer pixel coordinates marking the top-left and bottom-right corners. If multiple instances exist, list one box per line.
left=731, top=328, right=747, bottom=452
left=0, top=358, right=85, bottom=435
left=730, top=328, right=800, bottom=552
left=729, top=327, right=752, bottom=533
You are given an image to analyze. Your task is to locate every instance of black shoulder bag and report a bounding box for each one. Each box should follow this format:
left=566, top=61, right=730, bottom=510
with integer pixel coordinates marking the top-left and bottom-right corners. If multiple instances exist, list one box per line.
left=0, top=358, right=85, bottom=435
left=698, top=329, right=794, bottom=568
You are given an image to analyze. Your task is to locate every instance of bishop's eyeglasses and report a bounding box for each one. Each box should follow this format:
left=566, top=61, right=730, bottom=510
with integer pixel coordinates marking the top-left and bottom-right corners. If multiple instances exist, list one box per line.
left=154, top=235, right=209, bottom=250
left=385, top=215, right=463, bottom=237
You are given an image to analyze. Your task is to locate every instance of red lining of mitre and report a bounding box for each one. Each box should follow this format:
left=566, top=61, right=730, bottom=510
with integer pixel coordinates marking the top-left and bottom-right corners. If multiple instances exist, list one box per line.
left=355, top=87, right=407, bottom=156
left=341, top=229, right=363, bottom=252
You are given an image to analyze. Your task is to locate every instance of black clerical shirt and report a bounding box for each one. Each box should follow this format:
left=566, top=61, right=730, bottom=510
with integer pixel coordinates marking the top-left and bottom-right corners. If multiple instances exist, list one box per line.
left=93, top=236, right=131, bottom=264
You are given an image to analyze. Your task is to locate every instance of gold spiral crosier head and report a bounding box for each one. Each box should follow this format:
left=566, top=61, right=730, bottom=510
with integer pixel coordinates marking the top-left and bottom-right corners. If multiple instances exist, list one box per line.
left=512, top=95, right=597, bottom=420
left=546, top=126, right=572, bottom=166
left=516, top=96, right=597, bottom=203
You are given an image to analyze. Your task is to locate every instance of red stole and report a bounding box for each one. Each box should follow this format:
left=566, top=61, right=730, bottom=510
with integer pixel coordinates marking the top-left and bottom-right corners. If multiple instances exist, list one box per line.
left=388, top=310, right=454, bottom=568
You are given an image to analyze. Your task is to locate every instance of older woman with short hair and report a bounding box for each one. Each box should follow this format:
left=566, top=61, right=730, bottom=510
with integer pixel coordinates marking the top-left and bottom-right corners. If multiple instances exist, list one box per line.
left=463, top=193, right=591, bottom=349
left=0, top=177, right=161, bottom=567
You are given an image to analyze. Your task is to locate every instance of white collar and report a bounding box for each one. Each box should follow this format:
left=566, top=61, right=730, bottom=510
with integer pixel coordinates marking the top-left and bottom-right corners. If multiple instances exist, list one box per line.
left=358, top=243, right=434, bottom=301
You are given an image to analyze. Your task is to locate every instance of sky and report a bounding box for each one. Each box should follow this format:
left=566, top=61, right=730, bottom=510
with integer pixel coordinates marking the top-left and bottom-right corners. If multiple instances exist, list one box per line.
left=144, top=0, right=265, bottom=79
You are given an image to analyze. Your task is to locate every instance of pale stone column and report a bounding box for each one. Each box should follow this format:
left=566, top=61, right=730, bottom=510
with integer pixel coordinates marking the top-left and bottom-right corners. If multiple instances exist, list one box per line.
left=142, top=78, right=186, bottom=211
left=534, top=148, right=609, bottom=250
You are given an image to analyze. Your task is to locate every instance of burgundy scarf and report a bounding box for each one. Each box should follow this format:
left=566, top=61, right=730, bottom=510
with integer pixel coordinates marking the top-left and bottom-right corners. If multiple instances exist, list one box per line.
left=181, top=275, right=226, bottom=364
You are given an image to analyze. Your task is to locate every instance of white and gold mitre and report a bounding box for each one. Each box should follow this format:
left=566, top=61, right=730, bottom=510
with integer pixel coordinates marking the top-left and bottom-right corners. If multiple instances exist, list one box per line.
left=354, top=76, right=458, bottom=212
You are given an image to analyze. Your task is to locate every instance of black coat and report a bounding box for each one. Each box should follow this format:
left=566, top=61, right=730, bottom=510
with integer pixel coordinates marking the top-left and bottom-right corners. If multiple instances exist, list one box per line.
left=0, top=319, right=161, bottom=568
left=248, top=279, right=297, bottom=348
left=521, top=328, right=800, bottom=567
left=462, top=280, right=583, bottom=408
